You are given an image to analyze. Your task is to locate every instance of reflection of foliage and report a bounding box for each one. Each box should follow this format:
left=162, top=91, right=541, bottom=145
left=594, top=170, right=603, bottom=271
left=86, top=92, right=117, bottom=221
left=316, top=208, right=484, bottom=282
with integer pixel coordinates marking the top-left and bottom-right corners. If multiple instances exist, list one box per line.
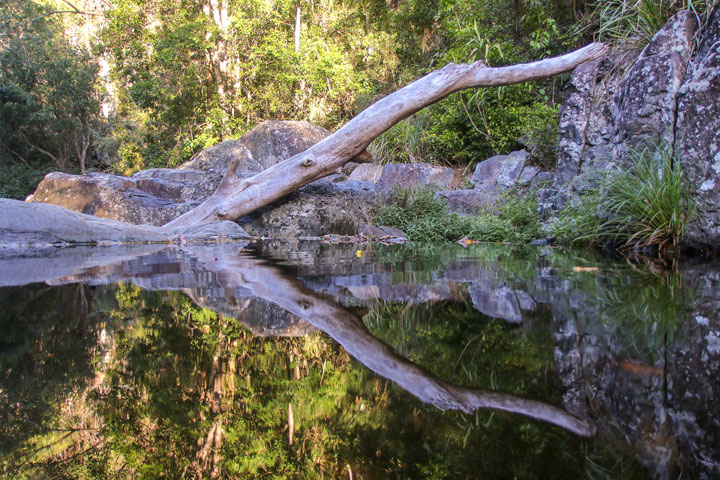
left=2, top=276, right=654, bottom=479
left=364, top=299, right=557, bottom=397
left=0, top=284, right=109, bottom=478
left=597, top=266, right=688, bottom=362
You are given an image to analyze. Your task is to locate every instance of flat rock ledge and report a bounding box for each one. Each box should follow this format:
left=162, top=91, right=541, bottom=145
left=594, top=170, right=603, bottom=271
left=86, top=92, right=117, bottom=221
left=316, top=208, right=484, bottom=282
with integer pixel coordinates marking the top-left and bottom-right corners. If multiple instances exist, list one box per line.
left=0, top=198, right=250, bottom=251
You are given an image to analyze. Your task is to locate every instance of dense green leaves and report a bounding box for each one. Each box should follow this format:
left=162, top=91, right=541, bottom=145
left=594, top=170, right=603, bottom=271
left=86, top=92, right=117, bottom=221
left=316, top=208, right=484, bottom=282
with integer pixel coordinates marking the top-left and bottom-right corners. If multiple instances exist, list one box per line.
left=0, top=0, right=102, bottom=186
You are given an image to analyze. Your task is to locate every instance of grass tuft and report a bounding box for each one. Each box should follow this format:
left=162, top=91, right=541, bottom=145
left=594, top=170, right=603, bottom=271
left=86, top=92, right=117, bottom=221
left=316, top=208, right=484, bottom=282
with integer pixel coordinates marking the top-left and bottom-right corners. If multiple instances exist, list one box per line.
left=549, top=146, right=695, bottom=251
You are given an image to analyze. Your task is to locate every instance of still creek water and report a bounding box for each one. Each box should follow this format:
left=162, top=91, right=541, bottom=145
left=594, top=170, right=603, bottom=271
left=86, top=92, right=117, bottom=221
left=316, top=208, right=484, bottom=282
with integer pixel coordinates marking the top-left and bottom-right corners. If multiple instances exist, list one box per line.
left=1, top=241, right=719, bottom=479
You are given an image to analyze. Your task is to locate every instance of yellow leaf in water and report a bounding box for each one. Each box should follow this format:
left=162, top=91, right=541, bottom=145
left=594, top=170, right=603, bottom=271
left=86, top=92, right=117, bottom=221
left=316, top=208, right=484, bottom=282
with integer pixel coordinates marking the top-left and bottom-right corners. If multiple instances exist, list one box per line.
left=573, top=266, right=599, bottom=272
left=356, top=250, right=363, bottom=258
left=457, top=236, right=475, bottom=248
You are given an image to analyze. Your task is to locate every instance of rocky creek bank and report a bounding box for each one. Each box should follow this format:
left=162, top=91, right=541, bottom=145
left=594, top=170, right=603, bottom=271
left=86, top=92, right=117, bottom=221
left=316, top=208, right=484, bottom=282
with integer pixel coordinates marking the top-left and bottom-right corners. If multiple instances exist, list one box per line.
left=6, top=6, right=720, bottom=251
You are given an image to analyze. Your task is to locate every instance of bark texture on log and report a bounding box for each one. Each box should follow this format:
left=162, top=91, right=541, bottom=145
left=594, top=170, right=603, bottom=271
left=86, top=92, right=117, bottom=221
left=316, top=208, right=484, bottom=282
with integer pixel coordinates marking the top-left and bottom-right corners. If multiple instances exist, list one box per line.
left=165, top=43, right=607, bottom=228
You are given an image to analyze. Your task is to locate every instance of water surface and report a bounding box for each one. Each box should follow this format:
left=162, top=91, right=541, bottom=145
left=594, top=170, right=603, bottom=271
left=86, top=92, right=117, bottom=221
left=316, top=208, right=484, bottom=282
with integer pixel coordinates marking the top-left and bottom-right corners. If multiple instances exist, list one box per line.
left=1, top=241, right=719, bottom=479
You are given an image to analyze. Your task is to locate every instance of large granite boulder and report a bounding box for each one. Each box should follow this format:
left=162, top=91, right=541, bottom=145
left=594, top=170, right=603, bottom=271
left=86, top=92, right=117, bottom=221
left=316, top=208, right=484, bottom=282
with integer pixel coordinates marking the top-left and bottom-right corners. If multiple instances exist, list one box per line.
left=27, top=170, right=211, bottom=226
left=347, top=162, right=461, bottom=190
left=676, top=3, right=720, bottom=248
left=615, top=10, right=696, bottom=163
left=471, top=150, right=529, bottom=191
left=180, top=120, right=330, bottom=173
left=26, top=121, right=382, bottom=237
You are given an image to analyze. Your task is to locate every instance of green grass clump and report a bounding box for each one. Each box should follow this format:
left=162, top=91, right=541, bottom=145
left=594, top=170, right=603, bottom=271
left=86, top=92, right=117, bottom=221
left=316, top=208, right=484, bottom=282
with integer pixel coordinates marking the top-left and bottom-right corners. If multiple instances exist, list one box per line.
left=550, top=147, right=694, bottom=250
left=374, top=187, right=542, bottom=244
left=590, top=0, right=712, bottom=48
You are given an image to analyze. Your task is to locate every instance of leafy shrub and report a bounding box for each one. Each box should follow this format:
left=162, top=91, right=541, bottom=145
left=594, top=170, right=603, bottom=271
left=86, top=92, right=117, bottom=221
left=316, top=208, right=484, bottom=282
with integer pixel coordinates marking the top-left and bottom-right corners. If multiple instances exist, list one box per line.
left=375, top=187, right=542, bottom=243
left=0, top=163, right=53, bottom=199
left=549, top=147, right=694, bottom=250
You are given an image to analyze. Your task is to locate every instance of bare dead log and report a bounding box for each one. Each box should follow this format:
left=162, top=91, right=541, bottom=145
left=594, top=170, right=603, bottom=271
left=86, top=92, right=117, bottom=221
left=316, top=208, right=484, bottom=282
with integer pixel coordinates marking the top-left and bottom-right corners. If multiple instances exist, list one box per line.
left=165, top=43, right=607, bottom=228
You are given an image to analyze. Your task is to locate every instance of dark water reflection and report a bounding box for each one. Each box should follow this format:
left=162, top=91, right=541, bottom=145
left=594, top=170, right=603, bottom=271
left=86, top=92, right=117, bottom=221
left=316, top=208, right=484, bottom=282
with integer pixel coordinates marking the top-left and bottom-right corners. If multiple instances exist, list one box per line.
left=1, top=241, right=719, bottom=479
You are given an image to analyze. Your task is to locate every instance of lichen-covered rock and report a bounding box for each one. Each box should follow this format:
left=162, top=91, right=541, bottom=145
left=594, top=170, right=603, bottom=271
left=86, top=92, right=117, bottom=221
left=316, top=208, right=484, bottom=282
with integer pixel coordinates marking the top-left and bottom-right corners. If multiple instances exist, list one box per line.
left=27, top=171, right=201, bottom=226
left=180, top=120, right=329, bottom=173
left=555, top=59, right=602, bottom=186
left=238, top=179, right=381, bottom=237
left=471, top=150, right=529, bottom=191
left=676, top=3, right=720, bottom=248
left=377, top=163, right=460, bottom=190
left=614, top=10, right=696, bottom=163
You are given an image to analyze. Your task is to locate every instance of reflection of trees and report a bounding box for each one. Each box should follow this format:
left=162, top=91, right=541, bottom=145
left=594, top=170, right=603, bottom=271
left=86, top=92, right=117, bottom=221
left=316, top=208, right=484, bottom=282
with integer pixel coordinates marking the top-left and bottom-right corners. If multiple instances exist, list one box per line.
left=2, top=244, right=618, bottom=478
left=0, top=284, right=110, bottom=477
left=188, top=249, right=595, bottom=437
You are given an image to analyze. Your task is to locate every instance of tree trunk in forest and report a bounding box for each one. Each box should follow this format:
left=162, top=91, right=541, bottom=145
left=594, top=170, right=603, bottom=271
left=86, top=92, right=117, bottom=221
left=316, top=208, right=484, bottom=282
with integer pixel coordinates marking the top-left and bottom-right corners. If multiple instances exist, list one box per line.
left=203, top=0, right=232, bottom=114
left=164, top=42, right=607, bottom=229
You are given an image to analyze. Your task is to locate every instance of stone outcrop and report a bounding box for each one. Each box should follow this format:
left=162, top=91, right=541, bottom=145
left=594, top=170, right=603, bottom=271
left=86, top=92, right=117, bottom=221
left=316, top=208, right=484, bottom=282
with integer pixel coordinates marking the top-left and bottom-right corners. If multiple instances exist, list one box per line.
left=25, top=120, right=477, bottom=237
left=614, top=10, right=696, bottom=162
left=0, top=198, right=249, bottom=250
left=552, top=10, right=696, bottom=190
left=436, top=150, right=550, bottom=215
left=27, top=169, right=210, bottom=226
left=676, top=3, right=720, bottom=247
left=180, top=120, right=330, bottom=173
left=545, top=8, right=720, bottom=249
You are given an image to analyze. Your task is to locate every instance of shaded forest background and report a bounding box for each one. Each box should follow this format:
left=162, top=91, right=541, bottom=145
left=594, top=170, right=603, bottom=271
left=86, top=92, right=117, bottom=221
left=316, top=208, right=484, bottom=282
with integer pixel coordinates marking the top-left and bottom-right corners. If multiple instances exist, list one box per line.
left=0, top=0, right=709, bottom=199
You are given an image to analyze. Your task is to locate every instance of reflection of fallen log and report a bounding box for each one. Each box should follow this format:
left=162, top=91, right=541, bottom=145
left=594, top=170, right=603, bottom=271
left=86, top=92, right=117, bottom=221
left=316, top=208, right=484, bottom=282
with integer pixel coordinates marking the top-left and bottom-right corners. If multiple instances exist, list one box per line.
left=186, top=249, right=596, bottom=437
left=0, top=243, right=594, bottom=435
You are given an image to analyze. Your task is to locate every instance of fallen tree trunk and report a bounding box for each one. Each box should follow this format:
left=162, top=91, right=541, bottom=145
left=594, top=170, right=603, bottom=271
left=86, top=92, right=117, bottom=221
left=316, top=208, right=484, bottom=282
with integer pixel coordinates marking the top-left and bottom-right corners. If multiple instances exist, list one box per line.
left=165, top=43, right=607, bottom=228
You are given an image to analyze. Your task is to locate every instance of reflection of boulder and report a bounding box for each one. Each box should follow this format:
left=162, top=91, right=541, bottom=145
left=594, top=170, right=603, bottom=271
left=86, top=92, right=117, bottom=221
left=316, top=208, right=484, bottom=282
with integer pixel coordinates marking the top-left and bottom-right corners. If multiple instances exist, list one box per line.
left=666, top=263, right=720, bottom=478
left=187, top=293, right=317, bottom=337
left=469, top=280, right=537, bottom=324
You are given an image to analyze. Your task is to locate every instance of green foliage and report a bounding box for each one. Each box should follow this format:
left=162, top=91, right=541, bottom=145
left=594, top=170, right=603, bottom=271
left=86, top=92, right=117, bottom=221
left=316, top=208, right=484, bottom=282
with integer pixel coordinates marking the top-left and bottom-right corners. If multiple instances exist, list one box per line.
left=0, top=0, right=103, bottom=177
left=100, top=0, right=399, bottom=171
left=0, top=163, right=53, bottom=199
left=375, top=187, right=542, bottom=243
left=550, top=147, right=694, bottom=250
left=590, top=0, right=713, bottom=47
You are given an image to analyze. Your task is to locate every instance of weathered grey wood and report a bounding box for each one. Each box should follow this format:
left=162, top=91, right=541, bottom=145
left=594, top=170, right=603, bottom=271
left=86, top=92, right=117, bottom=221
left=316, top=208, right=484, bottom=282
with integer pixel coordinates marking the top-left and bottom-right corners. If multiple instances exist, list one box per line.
left=165, top=43, right=607, bottom=227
